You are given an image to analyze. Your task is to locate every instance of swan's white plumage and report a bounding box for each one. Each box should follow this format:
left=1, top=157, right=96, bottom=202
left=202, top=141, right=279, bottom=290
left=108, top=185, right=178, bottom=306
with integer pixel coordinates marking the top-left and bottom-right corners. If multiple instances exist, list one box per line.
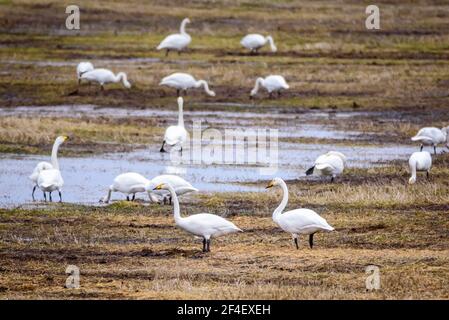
left=146, top=174, right=198, bottom=199
left=408, top=151, right=432, bottom=184
left=159, top=73, right=215, bottom=96
left=251, top=75, right=289, bottom=96
left=29, top=161, right=54, bottom=184
left=411, top=126, right=449, bottom=154
left=76, top=62, right=94, bottom=79
left=241, top=34, right=277, bottom=52
left=101, top=172, right=149, bottom=203
left=266, top=178, right=334, bottom=248
left=154, top=183, right=241, bottom=251
left=81, top=68, right=131, bottom=89
left=161, top=97, right=188, bottom=150
left=157, top=18, right=191, bottom=52
left=308, top=151, right=346, bottom=179
left=37, top=169, right=64, bottom=192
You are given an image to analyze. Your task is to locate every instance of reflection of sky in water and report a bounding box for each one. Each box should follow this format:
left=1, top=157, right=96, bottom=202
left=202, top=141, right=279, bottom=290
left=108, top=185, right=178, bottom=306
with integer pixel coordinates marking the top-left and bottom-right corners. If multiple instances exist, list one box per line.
left=0, top=105, right=418, bottom=207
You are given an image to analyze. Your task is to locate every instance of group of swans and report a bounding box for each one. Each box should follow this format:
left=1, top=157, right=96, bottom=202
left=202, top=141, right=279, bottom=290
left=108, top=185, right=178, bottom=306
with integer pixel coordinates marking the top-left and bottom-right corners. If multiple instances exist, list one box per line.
left=154, top=177, right=333, bottom=252
left=29, top=136, right=68, bottom=202
left=157, top=18, right=277, bottom=55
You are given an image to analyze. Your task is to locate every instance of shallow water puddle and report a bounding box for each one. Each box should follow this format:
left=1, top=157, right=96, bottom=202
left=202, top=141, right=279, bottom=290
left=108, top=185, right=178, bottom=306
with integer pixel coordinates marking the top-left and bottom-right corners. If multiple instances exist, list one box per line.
left=0, top=105, right=418, bottom=207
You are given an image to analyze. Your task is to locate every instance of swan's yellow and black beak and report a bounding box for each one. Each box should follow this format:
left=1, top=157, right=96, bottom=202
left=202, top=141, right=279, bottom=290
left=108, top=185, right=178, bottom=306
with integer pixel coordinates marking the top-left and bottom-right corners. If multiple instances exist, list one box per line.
left=153, top=183, right=165, bottom=190
left=63, top=136, right=69, bottom=141
left=265, top=181, right=274, bottom=189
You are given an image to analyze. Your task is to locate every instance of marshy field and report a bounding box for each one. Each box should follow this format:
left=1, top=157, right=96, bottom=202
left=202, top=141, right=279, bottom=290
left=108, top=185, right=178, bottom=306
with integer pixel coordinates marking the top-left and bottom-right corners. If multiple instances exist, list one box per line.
left=0, top=0, right=449, bottom=299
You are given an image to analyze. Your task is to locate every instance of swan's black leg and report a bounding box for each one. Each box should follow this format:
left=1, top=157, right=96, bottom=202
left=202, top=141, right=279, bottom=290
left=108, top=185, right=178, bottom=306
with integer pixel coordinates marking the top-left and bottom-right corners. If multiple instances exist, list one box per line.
left=132, top=193, right=136, bottom=201
left=294, top=237, right=299, bottom=250
left=32, top=186, right=36, bottom=201
left=43, top=192, right=47, bottom=202
left=309, top=233, right=315, bottom=249
left=169, top=195, right=172, bottom=205
left=420, top=144, right=423, bottom=151
left=101, top=85, right=104, bottom=91
left=331, top=176, right=335, bottom=183
left=176, top=89, right=180, bottom=97
left=206, top=239, right=211, bottom=252
left=49, top=192, right=53, bottom=202
left=126, top=195, right=130, bottom=201
left=160, top=141, right=166, bottom=152
left=434, top=145, right=437, bottom=155
left=427, top=171, right=430, bottom=179
left=163, top=196, right=167, bottom=205
left=59, top=191, right=62, bottom=202
left=278, top=90, right=281, bottom=98
left=165, top=49, right=169, bottom=57
left=202, top=238, right=207, bottom=252
left=183, top=90, right=187, bottom=96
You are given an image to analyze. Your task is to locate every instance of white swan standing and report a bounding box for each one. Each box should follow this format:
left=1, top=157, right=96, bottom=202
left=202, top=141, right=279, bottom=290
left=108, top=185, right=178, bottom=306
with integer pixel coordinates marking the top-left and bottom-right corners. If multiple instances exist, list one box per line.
left=160, top=97, right=188, bottom=153
left=266, top=178, right=334, bottom=249
left=411, top=126, right=449, bottom=155
left=145, top=174, right=198, bottom=204
left=80, top=68, right=131, bottom=90
left=306, top=151, right=347, bottom=182
left=154, top=183, right=242, bottom=252
left=408, top=151, right=432, bottom=184
left=241, top=34, right=277, bottom=54
left=29, top=136, right=68, bottom=201
left=76, top=62, right=94, bottom=84
left=100, top=172, right=150, bottom=203
left=250, top=75, right=289, bottom=99
left=157, top=18, right=192, bottom=56
left=160, top=73, right=215, bottom=97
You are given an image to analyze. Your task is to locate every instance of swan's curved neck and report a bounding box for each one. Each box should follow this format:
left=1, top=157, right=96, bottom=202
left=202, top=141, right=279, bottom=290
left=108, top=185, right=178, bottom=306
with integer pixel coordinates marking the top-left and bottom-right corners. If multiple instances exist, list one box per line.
left=273, top=180, right=289, bottom=221
left=252, top=78, right=264, bottom=95
left=196, top=80, right=214, bottom=96
left=178, top=100, right=184, bottom=127
left=50, top=141, right=61, bottom=170
left=180, top=19, right=188, bottom=34
left=265, top=36, right=276, bottom=51
left=115, top=72, right=128, bottom=86
left=167, top=185, right=182, bottom=224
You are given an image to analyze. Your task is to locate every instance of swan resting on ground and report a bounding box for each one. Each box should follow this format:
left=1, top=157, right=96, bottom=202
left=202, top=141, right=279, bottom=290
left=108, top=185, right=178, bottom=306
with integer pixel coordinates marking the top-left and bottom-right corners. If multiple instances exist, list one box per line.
left=154, top=182, right=241, bottom=252
left=240, top=34, right=277, bottom=53
left=29, top=136, right=68, bottom=201
left=159, top=72, right=215, bottom=97
left=160, top=97, right=188, bottom=153
left=411, top=126, right=449, bottom=155
left=146, top=174, right=198, bottom=204
left=266, top=178, right=334, bottom=249
left=306, top=151, right=346, bottom=182
left=408, top=151, right=432, bottom=184
left=157, top=18, right=191, bottom=56
left=250, top=75, right=289, bottom=99
left=80, top=68, right=131, bottom=90
left=76, top=62, right=94, bottom=84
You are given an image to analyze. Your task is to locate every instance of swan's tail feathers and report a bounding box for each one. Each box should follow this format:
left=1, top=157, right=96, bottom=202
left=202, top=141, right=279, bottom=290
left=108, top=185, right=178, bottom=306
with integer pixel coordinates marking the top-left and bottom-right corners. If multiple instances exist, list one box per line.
left=315, top=163, right=333, bottom=171
left=305, top=166, right=315, bottom=175
left=411, top=135, right=431, bottom=142
left=40, top=183, right=53, bottom=188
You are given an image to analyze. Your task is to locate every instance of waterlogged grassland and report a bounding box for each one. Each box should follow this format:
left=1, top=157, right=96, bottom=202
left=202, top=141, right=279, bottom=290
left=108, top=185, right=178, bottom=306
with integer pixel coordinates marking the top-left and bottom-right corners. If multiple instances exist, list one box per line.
left=1, top=157, right=449, bottom=299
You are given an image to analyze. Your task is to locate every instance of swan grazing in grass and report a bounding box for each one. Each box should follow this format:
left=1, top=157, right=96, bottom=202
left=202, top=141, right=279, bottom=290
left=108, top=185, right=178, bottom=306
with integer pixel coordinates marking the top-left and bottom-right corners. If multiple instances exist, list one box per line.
left=160, top=97, right=188, bottom=153
left=250, top=75, right=289, bottom=99
left=266, top=178, right=334, bottom=249
left=80, top=68, right=131, bottom=90
left=146, top=174, right=198, bottom=204
left=408, top=151, right=432, bottom=184
left=306, top=151, right=347, bottom=182
left=76, top=62, right=94, bottom=84
left=29, top=136, right=68, bottom=201
left=159, top=72, right=215, bottom=97
left=157, top=18, right=191, bottom=56
left=154, top=183, right=242, bottom=252
left=411, top=126, right=449, bottom=155
left=241, top=34, right=277, bottom=54
left=100, top=172, right=150, bottom=203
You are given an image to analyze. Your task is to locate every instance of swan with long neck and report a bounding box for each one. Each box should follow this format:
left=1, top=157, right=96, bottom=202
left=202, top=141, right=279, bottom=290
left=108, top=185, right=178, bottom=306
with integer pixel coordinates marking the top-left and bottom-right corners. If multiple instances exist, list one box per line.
left=159, top=73, right=215, bottom=97
left=145, top=174, right=198, bottom=205
left=250, top=75, right=289, bottom=98
left=154, top=183, right=242, bottom=252
left=80, top=68, right=131, bottom=90
left=160, top=97, right=188, bottom=152
left=29, top=136, right=68, bottom=201
left=241, top=34, right=277, bottom=53
left=411, top=126, right=449, bottom=155
left=266, top=178, right=334, bottom=249
left=36, top=136, right=69, bottom=202
left=408, top=151, right=432, bottom=184
left=157, top=18, right=192, bottom=56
